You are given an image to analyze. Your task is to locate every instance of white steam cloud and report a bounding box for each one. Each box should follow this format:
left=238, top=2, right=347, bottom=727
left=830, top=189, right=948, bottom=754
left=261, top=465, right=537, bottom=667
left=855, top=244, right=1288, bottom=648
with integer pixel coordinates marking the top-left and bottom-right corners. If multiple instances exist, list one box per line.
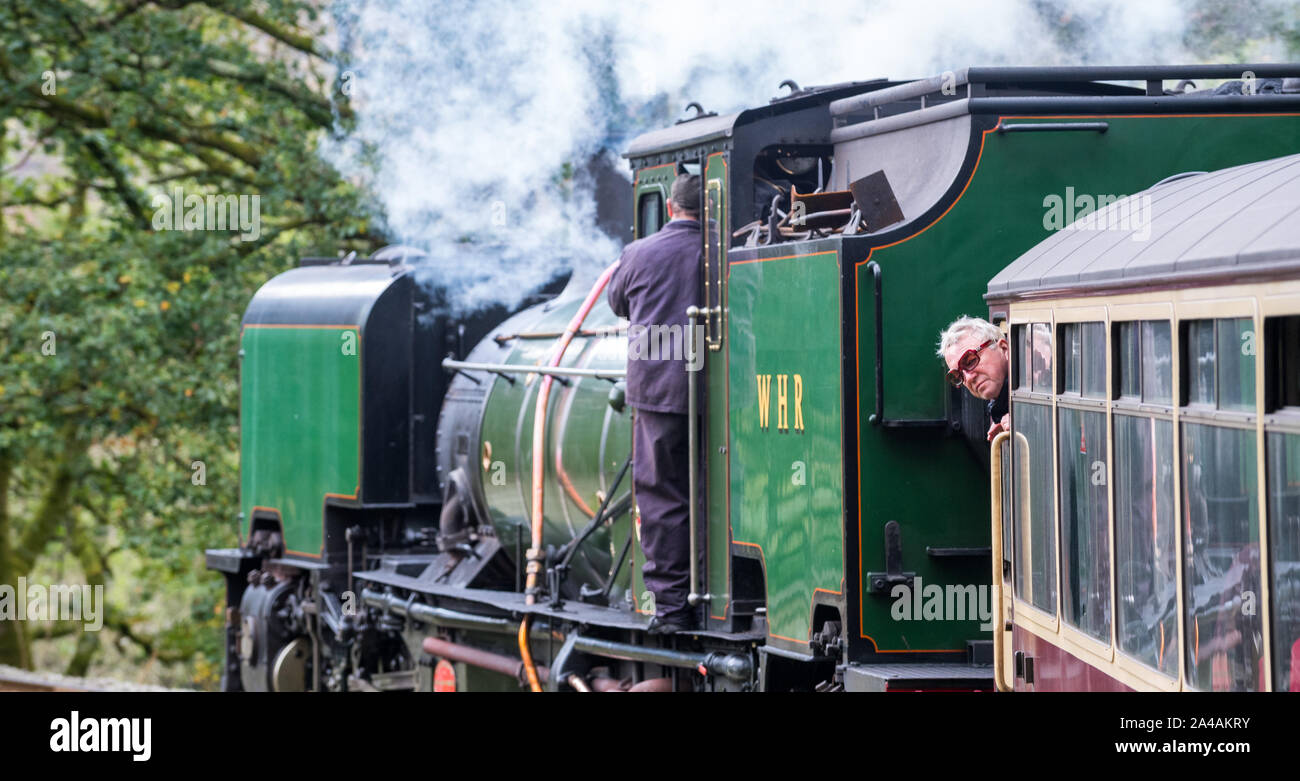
left=322, top=0, right=1293, bottom=311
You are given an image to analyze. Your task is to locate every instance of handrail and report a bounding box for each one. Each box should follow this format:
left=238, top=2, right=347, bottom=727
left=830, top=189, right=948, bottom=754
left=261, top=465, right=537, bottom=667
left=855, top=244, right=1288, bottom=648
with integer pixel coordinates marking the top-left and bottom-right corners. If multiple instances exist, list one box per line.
left=989, top=430, right=1015, bottom=692
left=686, top=305, right=712, bottom=608
left=996, top=122, right=1109, bottom=134
left=442, top=358, right=625, bottom=382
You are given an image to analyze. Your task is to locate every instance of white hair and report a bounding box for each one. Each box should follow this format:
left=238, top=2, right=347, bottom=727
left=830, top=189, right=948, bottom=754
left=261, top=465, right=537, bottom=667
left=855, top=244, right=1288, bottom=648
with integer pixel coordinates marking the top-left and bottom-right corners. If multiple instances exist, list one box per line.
left=936, top=315, right=1001, bottom=360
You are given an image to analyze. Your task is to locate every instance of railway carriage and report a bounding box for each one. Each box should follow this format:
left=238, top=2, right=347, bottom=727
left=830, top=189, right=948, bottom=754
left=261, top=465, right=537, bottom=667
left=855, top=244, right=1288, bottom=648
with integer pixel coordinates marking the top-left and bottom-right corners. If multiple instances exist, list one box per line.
left=207, top=65, right=1300, bottom=692
left=986, top=152, right=1300, bottom=691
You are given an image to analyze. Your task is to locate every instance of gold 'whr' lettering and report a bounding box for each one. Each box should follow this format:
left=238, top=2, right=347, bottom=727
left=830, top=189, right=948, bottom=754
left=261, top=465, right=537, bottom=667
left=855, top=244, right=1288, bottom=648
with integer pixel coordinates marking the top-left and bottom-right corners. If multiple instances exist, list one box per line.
left=794, top=374, right=803, bottom=432
left=777, top=374, right=788, bottom=432
left=756, top=374, right=772, bottom=429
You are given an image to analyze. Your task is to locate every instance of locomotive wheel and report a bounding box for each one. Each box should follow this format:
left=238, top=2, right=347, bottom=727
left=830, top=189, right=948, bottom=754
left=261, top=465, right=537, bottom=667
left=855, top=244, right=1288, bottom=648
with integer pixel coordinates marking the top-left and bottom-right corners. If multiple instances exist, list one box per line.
left=271, top=637, right=311, bottom=692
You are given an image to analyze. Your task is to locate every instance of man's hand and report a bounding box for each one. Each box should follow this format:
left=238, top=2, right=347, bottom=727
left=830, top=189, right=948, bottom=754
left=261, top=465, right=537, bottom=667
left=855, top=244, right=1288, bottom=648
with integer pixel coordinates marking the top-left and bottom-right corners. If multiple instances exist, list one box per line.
left=986, top=416, right=1009, bottom=442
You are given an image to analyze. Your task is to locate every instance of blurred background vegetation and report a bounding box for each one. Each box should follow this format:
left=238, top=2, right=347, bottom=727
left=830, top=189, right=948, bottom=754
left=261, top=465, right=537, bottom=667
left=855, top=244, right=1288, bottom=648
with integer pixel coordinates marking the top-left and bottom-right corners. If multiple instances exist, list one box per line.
left=0, top=0, right=1296, bottom=691
left=0, top=0, right=378, bottom=689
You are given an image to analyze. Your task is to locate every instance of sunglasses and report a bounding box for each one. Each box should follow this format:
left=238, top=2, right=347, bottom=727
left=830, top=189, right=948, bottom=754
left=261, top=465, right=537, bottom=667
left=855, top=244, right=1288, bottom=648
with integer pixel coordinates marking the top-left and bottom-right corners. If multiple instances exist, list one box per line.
left=946, top=340, right=994, bottom=387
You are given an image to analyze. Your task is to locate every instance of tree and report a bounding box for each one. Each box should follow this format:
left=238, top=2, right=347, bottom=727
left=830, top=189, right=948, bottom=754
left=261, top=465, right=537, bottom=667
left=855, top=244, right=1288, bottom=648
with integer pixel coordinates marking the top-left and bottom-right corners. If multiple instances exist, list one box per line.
left=0, top=0, right=377, bottom=687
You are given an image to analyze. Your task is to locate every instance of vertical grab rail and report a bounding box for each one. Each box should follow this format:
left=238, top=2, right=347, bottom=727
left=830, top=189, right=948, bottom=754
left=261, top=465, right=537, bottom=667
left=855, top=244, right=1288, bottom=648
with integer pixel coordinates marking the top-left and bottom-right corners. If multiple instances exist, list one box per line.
left=989, top=430, right=1015, bottom=692
left=686, top=305, right=711, bottom=608
left=704, top=178, right=726, bottom=351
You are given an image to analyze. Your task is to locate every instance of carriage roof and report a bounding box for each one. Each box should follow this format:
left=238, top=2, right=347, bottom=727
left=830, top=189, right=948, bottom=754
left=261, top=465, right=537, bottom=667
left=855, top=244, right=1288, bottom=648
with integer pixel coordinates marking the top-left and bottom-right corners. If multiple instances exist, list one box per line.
left=986, top=152, right=1300, bottom=301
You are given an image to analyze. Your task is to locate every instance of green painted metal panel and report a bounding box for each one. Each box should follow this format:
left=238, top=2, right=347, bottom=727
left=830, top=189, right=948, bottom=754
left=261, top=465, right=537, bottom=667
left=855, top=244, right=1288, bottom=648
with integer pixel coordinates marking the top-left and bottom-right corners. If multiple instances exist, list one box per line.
left=240, top=325, right=360, bottom=555
left=475, top=300, right=637, bottom=602
left=853, top=113, right=1300, bottom=653
left=729, top=249, right=844, bottom=644
left=703, top=152, right=731, bottom=622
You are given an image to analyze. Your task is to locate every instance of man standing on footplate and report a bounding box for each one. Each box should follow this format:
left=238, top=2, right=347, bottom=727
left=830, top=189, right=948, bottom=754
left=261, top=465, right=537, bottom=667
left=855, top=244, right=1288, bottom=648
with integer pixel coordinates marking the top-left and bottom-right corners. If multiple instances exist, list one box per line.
left=607, top=172, right=703, bottom=634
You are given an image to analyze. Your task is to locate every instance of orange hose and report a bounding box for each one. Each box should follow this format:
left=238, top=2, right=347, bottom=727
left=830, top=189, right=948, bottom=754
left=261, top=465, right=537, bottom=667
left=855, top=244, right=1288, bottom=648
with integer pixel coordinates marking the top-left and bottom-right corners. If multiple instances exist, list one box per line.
left=519, top=260, right=621, bottom=691
left=518, top=616, right=542, bottom=692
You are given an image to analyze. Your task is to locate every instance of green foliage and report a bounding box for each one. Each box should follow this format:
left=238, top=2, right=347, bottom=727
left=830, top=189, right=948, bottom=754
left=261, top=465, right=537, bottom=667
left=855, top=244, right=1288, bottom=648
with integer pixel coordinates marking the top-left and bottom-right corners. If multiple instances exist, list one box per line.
left=0, top=0, right=380, bottom=688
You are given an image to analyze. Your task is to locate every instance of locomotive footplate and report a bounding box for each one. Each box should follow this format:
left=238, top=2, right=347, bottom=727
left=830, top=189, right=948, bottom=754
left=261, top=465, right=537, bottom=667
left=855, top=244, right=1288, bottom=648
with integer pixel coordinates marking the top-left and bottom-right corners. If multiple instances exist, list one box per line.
left=841, top=662, right=995, bottom=692
left=354, top=567, right=765, bottom=643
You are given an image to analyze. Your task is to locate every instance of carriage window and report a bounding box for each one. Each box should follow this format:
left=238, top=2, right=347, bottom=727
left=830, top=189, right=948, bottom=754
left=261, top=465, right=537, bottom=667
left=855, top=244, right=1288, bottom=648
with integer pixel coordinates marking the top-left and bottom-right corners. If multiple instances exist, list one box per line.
left=1183, top=318, right=1255, bottom=411
left=1182, top=423, right=1261, bottom=691
left=637, top=191, right=663, bottom=238
left=1115, top=416, right=1177, bottom=676
left=1058, top=406, right=1110, bottom=640
left=1014, top=323, right=1052, bottom=392
left=1142, top=321, right=1173, bottom=404
left=1219, top=318, right=1256, bottom=412
left=1082, top=323, right=1106, bottom=398
left=1013, top=402, right=1057, bottom=614
left=1116, top=320, right=1173, bottom=404
left=1186, top=320, right=1216, bottom=405
left=1266, top=315, right=1300, bottom=410
left=1031, top=323, right=1053, bottom=393
left=1268, top=432, right=1300, bottom=692
left=1058, top=322, right=1105, bottom=398
left=1118, top=322, right=1141, bottom=399
left=1013, top=324, right=1031, bottom=390
left=1061, top=324, right=1080, bottom=394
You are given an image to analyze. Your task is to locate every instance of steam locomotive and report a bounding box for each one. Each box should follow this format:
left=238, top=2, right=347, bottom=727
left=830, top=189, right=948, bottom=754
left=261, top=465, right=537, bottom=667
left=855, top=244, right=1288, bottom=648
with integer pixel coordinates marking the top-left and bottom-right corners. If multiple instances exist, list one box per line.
left=206, top=64, right=1300, bottom=692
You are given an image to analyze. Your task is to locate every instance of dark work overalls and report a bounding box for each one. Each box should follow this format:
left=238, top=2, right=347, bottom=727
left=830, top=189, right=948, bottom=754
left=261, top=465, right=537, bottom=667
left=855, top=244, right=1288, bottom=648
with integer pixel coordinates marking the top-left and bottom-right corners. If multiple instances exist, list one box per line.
left=606, top=218, right=702, bottom=621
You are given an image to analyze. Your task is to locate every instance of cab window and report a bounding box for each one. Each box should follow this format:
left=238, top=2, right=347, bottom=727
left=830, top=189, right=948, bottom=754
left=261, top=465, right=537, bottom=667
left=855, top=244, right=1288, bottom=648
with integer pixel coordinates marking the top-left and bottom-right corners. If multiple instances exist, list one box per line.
left=637, top=191, right=663, bottom=238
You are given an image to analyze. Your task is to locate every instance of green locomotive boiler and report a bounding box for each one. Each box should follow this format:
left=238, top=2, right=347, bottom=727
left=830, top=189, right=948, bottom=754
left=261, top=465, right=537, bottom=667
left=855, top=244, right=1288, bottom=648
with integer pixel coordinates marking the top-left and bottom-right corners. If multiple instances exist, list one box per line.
left=208, top=65, right=1300, bottom=692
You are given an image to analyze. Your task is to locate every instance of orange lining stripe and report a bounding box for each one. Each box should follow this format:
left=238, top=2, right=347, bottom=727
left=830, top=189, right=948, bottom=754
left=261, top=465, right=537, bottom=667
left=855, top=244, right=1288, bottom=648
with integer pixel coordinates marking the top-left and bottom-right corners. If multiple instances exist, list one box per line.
left=247, top=505, right=323, bottom=560
left=730, top=250, right=837, bottom=267
left=733, top=541, right=844, bottom=643
left=635, top=161, right=677, bottom=176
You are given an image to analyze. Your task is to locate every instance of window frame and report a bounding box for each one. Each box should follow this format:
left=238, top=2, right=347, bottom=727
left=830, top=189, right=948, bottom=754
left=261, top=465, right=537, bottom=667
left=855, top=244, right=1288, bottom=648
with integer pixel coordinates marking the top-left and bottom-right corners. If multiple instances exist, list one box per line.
left=1261, top=299, right=1300, bottom=693
left=635, top=188, right=666, bottom=239
left=1175, top=302, right=1262, bottom=691
left=1107, top=319, right=1179, bottom=680
left=1052, top=310, right=1113, bottom=662
left=1009, top=313, right=1061, bottom=633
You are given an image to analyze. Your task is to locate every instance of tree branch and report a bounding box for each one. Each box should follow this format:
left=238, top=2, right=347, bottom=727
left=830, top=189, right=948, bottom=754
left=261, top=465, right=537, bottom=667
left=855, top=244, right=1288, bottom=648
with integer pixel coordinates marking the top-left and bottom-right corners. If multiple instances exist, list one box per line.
left=205, top=58, right=351, bottom=127
left=198, top=0, right=326, bottom=60
left=81, top=134, right=151, bottom=230
left=5, top=69, right=263, bottom=170
left=12, top=435, right=81, bottom=574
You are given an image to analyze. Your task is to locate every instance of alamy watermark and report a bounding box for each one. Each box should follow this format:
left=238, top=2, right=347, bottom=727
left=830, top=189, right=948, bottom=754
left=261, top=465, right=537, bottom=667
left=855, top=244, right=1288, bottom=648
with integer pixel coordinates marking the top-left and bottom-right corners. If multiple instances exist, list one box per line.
left=587, top=324, right=704, bottom=370
left=151, top=186, right=261, bottom=241
left=50, top=711, right=151, bottom=762
left=1043, top=187, right=1152, bottom=241
left=626, top=323, right=704, bottom=371
left=0, top=578, right=104, bottom=631
left=890, top=576, right=993, bottom=631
